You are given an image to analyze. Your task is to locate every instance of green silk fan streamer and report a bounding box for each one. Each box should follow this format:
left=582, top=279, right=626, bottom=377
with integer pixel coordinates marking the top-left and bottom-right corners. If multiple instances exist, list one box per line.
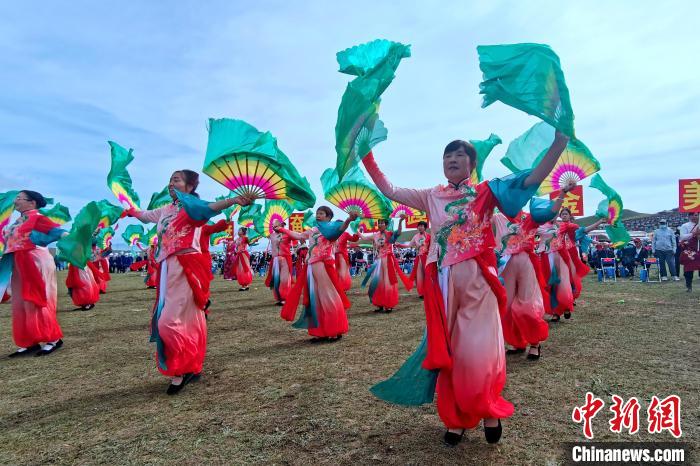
left=39, top=203, right=71, bottom=225
left=469, top=133, right=502, bottom=185
left=107, top=141, right=142, bottom=211
left=237, top=203, right=263, bottom=241
left=351, top=217, right=379, bottom=233
left=57, top=201, right=102, bottom=267
left=334, top=39, right=411, bottom=179
left=255, top=200, right=294, bottom=237
left=477, top=43, right=575, bottom=138
left=203, top=118, right=316, bottom=210
left=95, top=200, right=124, bottom=230
left=321, top=166, right=392, bottom=219
left=147, top=186, right=172, bottom=210
left=0, top=191, right=19, bottom=255
left=122, top=224, right=145, bottom=248
left=590, top=174, right=624, bottom=226
left=605, top=223, right=631, bottom=248
left=501, top=122, right=600, bottom=195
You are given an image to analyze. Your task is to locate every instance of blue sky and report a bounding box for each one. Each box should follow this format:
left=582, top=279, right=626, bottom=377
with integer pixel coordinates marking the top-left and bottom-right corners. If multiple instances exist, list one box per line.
left=2, top=2, right=698, bottom=246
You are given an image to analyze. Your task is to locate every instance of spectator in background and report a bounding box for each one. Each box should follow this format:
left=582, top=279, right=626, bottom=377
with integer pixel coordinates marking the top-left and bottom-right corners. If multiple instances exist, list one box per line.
left=679, top=212, right=700, bottom=292
left=674, top=228, right=681, bottom=277
left=652, top=219, right=678, bottom=281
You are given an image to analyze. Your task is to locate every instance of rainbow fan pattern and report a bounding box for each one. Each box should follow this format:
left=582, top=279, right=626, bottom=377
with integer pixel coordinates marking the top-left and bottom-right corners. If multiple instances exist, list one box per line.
left=96, top=227, right=115, bottom=250
left=256, top=200, right=294, bottom=237
left=534, top=138, right=600, bottom=196
left=390, top=201, right=422, bottom=219
left=207, top=153, right=288, bottom=200
left=203, top=119, right=316, bottom=210
left=0, top=190, right=19, bottom=255
left=321, top=167, right=391, bottom=219
left=108, top=141, right=141, bottom=211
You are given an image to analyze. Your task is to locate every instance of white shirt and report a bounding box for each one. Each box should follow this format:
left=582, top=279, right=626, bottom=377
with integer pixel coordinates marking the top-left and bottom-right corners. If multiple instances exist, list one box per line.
left=679, top=221, right=698, bottom=242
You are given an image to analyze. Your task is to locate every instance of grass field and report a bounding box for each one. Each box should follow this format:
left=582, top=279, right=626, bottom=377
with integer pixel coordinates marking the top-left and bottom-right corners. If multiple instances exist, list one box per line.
left=0, top=270, right=697, bottom=465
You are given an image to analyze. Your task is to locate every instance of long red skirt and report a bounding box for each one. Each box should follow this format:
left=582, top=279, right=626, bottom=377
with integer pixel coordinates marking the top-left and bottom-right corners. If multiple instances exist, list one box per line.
left=11, top=249, right=63, bottom=347
left=66, top=264, right=100, bottom=307
left=500, top=252, right=549, bottom=348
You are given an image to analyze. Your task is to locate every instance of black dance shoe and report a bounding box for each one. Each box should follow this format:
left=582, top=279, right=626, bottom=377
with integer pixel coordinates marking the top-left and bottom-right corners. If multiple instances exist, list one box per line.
left=526, top=345, right=542, bottom=361
left=35, top=340, right=64, bottom=357
left=564, top=311, right=572, bottom=319
left=506, top=348, right=526, bottom=355
left=443, top=429, right=465, bottom=446
left=8, top=344, right=41, bottom=358
left=484, top=420, right=502, bottom=444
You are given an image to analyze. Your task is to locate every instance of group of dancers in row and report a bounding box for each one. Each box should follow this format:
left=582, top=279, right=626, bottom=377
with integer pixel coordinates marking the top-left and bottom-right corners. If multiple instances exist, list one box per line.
left=3, top=130, right=611, bottom=445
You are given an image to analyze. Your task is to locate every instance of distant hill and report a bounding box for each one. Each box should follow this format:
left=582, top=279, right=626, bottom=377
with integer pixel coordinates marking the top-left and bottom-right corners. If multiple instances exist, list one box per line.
left=578, top=209, right=650, bottom=227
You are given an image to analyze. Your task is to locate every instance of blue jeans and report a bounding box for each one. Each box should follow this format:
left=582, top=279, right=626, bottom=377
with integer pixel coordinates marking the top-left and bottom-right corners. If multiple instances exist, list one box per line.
left=655, top=250, right=676, bottom=278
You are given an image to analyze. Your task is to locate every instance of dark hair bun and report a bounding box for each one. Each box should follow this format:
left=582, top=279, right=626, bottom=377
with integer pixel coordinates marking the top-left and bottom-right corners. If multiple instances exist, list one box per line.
left=21, top=190, right=48, bottom=209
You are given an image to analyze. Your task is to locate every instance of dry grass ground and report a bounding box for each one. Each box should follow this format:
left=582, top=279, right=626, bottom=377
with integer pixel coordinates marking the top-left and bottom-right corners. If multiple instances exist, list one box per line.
left=0, top=271, right=697, bottom=465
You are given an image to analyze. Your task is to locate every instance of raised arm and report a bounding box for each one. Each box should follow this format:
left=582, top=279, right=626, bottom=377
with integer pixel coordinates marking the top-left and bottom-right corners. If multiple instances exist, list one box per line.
left=585, top=218, right=606, bottom=233
left=362, top=152, right=430, bottom=212
left=524, top=131, right=570, bottom=188
left=274, top=226, right=307, bottom=242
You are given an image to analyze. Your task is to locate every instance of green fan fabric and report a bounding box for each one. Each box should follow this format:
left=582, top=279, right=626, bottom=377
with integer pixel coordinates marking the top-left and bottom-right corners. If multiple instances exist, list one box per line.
left=57, top=201, right=102, bottom=267
left=95, top=200, right=124, bottom=229
left=606, top=223, right=631, bottom=248
left=147, top=186, right=172, bottom=210
left=122, top=224, right=146, bottom=247
left=334, top=39, right=410, bottom=179
left=477, top=43, right=575, bottom=137
left=203, top=118, right=316, bottom=211
left=107, top=141, right=141, bottom=210
left=39, top=203, right=71, bottom=226
left=470, top=133, right=503, bottom=184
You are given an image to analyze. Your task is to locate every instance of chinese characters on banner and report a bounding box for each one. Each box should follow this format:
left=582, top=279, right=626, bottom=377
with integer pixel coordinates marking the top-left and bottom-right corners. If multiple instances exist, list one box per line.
left=679, top=179, right=700, bottom=213
left=572, top=392, right=682, bottom=439
left=405, top=212, right=429, bottom=229
left=549, top=185, right=584, bottom=216
left=288, top=213, right=306, bottom=233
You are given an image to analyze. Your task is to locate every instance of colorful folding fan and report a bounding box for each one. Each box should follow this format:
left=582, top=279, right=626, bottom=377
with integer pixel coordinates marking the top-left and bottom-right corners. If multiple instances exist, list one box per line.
left=501, top=122, right=600, bottom=196
left=321, top=167, right=392, bottom=219
left=255, top=200, right=294, bottom=237
left=122, top=224, right=145, bottom=247
left=108, top=141, right=141, bottom=211
left=203, top=118, right=316, bottom=210
left=0, top=190, right=19, bottom=255
left=96, top=227, right=115, bottom=250
left=389, top=201, right=423, bottom=219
